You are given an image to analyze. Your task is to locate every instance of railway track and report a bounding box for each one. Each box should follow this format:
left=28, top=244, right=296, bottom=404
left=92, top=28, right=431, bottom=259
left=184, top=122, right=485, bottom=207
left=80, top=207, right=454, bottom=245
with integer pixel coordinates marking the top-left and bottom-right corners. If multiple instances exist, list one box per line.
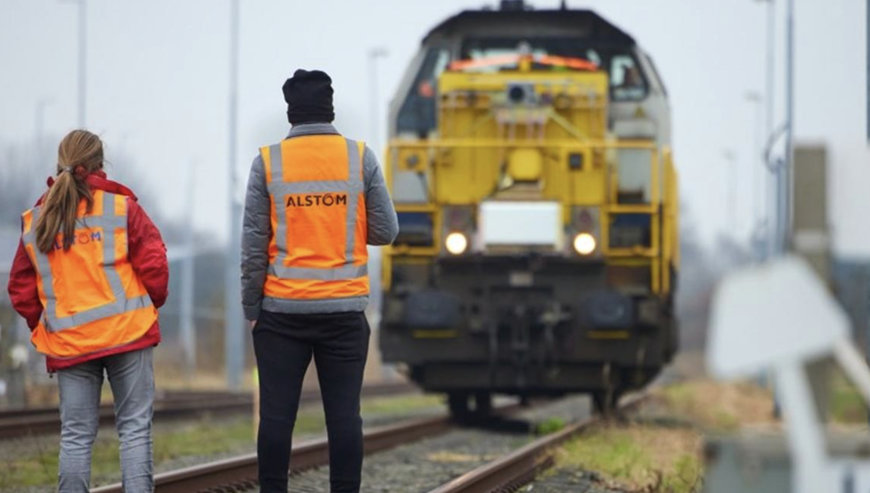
left=89, top=393, right=641, bottom=493
left=91, top=412, right=460, bottom=493
left=0, top=382, right=413, bottom=440
left=0, top=392, right=251, bottom=440
left=429, top=393, right=648, bottom=493
left=90, top=399, right=524, bottom=493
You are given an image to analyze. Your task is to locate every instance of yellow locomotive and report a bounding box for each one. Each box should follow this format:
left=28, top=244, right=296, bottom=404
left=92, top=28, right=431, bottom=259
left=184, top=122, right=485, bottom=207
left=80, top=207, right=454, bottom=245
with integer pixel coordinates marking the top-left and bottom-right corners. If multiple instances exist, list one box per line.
left=380, top=1, right=679, bottom=415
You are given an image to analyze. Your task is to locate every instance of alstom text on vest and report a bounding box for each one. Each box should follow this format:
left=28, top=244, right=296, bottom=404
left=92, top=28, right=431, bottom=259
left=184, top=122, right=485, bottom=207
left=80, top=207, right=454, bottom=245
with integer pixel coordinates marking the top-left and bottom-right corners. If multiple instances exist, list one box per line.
left=286, top=193, right=348, bottom=208
left=53, top=230, right=103, bottom=250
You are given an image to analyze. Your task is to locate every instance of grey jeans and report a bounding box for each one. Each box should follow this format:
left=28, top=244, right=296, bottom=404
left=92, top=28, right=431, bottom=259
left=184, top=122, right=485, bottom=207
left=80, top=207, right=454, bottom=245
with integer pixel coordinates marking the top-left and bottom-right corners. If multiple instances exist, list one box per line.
left=57, top=347, right=154, bottom=493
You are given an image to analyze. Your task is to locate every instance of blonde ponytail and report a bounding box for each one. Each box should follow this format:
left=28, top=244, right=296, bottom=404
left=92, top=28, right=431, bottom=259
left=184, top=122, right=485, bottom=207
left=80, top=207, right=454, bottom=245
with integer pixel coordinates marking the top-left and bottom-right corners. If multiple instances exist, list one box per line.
left=34, top=130, right=103, bottom=254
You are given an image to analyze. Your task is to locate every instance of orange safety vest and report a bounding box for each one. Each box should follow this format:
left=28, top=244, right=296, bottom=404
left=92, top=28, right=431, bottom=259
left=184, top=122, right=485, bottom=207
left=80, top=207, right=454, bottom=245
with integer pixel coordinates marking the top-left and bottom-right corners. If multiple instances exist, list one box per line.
left=22, top=190, right=158, bottom=359
left=260, top=135, right=369, bottom=302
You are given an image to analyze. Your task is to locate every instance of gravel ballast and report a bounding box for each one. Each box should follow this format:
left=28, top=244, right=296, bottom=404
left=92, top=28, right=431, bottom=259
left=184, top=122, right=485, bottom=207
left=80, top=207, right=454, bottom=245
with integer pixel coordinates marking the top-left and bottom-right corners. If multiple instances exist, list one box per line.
left=245, top=395, right=594, bottom=492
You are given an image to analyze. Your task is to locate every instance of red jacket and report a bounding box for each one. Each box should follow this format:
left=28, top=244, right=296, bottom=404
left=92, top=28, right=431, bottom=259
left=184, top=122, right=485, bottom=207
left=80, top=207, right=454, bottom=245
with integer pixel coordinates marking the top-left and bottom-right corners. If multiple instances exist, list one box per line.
left=7, top=171, right=168, bottom=372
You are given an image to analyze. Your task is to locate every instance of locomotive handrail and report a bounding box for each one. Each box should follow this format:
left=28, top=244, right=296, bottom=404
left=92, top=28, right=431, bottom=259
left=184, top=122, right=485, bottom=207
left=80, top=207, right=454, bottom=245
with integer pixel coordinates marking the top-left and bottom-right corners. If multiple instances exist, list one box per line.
left=387, top=138, right=658, bottom=150
left=447, top=53, right=599, bottom=72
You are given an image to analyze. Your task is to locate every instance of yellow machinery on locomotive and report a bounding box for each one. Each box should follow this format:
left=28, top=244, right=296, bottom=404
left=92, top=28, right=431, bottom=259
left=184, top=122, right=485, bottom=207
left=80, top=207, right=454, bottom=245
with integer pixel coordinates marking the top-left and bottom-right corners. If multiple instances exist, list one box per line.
left=380, top=1, right=679, bottom=415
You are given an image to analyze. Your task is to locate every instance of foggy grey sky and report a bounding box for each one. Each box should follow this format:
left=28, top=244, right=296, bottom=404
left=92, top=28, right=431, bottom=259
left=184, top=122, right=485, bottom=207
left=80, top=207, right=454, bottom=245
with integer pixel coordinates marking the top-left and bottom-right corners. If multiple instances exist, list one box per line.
left=1, top=0, right=868, bottom=257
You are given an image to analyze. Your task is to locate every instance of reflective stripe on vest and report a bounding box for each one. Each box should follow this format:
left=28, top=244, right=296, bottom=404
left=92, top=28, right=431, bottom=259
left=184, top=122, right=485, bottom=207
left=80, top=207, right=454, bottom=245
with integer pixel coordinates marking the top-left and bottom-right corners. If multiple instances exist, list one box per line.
left=263, top=137, right=368, bottom=284
left=21, top=191, right=153, bottom=332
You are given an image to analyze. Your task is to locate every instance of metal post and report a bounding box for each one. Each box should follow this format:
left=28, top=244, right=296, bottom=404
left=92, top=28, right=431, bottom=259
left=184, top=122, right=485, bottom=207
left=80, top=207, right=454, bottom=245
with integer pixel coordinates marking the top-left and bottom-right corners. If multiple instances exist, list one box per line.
left=765, top=0, right=777, bottom=256
left=775, top=162, right=788, bottom=255
left=368, top=48, right=388, bottom=152
left=766, top=0, right=775, bottom=141
left=180, top=161, right=197, bottom=382
left=59, top=0, right=86, bottom=127
left=775, top=363, right=828, bottom=493
left=723, top=150, right=738, bottom=237
left=78, top=0, right=86, bottom=127
left=866, top=0, right=870, bottom=358
left=367, top=47, right=391, bottom=382
left=745, top=92, right=763, bottom=225
left=756, top=0, right=779, bottom=257
left=367, top=47, right=388, bottom=324
left=783, top=0, right=795, bottom=251
left=224, top=0, right=243, bottom=390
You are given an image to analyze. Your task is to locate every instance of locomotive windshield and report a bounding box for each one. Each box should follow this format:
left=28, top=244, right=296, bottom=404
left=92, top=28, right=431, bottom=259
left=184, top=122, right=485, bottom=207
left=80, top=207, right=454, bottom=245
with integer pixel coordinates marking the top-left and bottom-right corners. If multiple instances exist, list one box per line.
left=462, top=37, right=603, bottom=65
left=396, top=36, right=648, bottom=136
left=396, top=47, right=451, bottom=137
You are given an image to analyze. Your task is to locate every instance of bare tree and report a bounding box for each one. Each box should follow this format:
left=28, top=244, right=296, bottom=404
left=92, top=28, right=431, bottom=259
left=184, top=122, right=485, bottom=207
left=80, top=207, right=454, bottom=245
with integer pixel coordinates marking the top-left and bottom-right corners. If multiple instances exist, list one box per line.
left=0, top=143, right=47, bottom=229
left=0, top=136, right=184, bottom=239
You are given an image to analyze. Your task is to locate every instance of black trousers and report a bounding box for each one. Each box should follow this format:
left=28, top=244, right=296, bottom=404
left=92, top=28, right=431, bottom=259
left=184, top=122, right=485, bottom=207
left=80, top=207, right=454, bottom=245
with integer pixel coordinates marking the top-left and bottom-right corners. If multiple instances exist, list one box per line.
left=253, top=310, right=370, bottom=493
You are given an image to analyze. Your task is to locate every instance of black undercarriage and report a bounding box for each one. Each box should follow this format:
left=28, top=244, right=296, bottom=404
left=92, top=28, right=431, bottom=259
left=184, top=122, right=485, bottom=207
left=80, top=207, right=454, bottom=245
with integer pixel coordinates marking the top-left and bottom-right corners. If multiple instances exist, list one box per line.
left=380, top=255, right=677, bottom=414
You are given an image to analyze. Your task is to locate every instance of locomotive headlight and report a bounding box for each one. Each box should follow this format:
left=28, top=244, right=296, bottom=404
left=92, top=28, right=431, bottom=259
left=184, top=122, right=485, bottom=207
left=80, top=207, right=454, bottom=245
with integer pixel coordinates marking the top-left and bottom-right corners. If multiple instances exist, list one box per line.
left=573, top=232, right=597, bottom=256
left=445, top=232, right=469, bottom=255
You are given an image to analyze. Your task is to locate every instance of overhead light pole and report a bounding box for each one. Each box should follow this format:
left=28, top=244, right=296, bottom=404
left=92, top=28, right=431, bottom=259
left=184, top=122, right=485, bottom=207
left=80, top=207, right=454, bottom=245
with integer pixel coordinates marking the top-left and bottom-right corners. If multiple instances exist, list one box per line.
left=783, top=0, right=795, bottom=253
left=181, top=160, right=197, bottom=382
left=224, top=0, right=243, bottom=390
left=745, top=91, right=764, bottom=224
left=754, top=0, right=794, bottom=256
left=722, top=149, right=739, bottom=239
left=763, top=0, right=776, bottom=257
left=762, top=0, right=775, bottom=141
left=755, top=0, right=779, bottom=257
left=367, top=46, right=389, bottom=380
left=746, top=91, right=772, bottom=261
left=368, top=47, right=389, bottom=153
left=60, top=0, right=87, bottom=127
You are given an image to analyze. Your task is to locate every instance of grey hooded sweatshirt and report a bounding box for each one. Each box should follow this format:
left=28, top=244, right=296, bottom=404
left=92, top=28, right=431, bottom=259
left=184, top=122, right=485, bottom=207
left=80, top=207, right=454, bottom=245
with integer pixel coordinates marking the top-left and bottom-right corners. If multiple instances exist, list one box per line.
left=240, top=123, right=398, bottom=320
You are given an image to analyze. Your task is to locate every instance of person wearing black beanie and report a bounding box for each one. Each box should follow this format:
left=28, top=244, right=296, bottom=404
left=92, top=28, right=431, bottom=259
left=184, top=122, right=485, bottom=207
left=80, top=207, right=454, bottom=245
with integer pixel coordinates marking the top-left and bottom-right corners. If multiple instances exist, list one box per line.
left=282, top=69, right=335, bottom=124
left=241, top=68, right=398, bottom=493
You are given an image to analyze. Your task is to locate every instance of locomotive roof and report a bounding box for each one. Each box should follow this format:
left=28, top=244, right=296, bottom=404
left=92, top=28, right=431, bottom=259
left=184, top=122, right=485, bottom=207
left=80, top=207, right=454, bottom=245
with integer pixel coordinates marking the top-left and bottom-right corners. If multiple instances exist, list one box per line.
left=422, top=8, right=637, bottom=47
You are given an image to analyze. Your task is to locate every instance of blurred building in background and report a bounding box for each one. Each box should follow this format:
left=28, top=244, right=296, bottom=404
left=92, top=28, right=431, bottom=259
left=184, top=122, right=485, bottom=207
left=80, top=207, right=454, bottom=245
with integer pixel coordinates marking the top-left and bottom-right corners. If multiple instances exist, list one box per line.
left=791, top=144, right=830, bottom=280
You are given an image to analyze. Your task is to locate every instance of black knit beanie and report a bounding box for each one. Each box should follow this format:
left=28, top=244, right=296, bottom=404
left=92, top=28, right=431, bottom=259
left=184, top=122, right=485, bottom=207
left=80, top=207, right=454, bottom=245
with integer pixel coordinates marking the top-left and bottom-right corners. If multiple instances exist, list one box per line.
left=282, top=69, right=335, bottom=125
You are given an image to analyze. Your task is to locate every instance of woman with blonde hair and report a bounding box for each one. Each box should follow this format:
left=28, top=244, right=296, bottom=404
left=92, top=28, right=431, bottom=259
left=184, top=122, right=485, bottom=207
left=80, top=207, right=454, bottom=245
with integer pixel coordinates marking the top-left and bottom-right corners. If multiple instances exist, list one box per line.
left=7, top=129, right=168, bottom=492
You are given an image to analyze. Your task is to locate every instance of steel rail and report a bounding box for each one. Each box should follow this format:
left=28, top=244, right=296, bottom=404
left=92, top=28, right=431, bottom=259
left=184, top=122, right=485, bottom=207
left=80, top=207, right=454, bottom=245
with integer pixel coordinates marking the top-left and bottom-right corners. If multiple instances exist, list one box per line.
left=428, top=393, right=649, bottom=493
left=0, top=390, right=246, bottom=420
left=91, top=399, right=520, bottom=493
left=92, top=414, right=455, bottom=493
left=0, top=382, right=414, bottom=440
left=0, top=395, right=252, bottom=440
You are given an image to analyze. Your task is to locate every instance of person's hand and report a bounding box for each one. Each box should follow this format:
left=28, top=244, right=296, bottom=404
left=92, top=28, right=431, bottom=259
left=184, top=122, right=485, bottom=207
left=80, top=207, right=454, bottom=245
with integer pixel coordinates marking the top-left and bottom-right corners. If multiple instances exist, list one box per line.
left=249, top=320, right=257, bottom=330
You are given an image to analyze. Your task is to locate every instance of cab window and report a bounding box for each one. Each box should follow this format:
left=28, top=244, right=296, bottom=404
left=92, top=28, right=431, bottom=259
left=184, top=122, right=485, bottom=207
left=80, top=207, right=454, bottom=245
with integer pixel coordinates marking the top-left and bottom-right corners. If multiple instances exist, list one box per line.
left=460, top=37, right=647, bottom=102
left=462, top=37, right=602, bottom=71
left=610, top=54, right=647, bottom=101
left=396, top=48, right=450, bottom=136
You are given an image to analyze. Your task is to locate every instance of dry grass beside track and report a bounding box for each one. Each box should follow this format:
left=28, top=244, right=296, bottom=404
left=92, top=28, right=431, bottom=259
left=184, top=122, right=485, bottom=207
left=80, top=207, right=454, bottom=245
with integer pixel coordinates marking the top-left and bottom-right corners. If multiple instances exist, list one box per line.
left=544, top=366, right=779, bottom=493
left=654, top=379, right=777, bottom=432
left=0, top=415, right=256, bottom=490
left=0, top=392, right=441, bottom=491
left=551, top=424, right=703, bottom=493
